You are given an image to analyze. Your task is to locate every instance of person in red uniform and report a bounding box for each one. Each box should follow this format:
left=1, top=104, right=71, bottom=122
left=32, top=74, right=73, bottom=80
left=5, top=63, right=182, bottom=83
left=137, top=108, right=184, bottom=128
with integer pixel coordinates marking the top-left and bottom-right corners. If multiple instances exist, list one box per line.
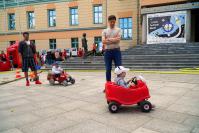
left=92, top=43, right=97, bottom=56
left=78, top=48, right=83, bottom=57
left=18, top=32, right=42, bottom=86
left=0, top=51, right=7, bottom=61
left=63, top=49, right=67, bottom=60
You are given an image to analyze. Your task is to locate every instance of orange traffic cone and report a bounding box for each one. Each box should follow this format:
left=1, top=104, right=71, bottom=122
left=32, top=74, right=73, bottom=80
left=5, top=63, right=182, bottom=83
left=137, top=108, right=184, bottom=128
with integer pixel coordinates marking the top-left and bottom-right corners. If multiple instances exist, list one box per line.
left=29, top=72, right=35, bottom=82
left=15, top=68, right=22, bottom=78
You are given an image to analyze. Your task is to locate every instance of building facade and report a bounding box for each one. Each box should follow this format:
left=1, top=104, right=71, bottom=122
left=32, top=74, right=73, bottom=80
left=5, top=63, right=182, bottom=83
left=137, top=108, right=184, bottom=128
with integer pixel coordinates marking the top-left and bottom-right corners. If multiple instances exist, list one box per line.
left=141, top=0, right=199, bottom=44
left=0, top=0, right=140, bottom=51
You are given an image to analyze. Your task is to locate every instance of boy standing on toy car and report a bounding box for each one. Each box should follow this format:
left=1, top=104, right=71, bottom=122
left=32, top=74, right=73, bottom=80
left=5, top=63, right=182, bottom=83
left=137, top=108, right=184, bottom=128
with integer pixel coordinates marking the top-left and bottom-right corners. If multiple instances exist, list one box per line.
left=52, top=62, right=63, bottom=78
left=114, top=66, right=137, bottom=88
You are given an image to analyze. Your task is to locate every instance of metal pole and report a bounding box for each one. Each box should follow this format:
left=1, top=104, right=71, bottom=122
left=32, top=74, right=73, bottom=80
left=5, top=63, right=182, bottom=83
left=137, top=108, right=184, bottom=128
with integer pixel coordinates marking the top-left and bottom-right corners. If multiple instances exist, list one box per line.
left=17, top=0, right=22, bottom=41
left=137, top=0, right=140, bottom=45
left=3, top=0, right=8, bottom=48
left=106, top=0, right=107, bottom=27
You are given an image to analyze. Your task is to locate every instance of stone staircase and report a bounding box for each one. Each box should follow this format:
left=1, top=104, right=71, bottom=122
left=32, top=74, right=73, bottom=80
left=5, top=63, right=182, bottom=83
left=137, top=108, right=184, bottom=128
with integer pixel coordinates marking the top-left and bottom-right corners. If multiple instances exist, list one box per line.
left=46, top=43, right=199, bottom=70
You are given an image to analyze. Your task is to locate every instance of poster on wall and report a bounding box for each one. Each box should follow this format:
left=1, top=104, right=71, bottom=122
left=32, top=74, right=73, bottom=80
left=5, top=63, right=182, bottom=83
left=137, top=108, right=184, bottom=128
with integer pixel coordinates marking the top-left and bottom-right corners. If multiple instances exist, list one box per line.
left=147, top=11, right=187, bottom=44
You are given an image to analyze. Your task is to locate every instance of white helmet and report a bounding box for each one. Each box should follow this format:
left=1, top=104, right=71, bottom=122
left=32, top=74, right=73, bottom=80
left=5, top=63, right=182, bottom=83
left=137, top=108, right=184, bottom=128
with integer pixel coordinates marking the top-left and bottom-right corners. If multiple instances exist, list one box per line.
left=114, top=66, right=130, bottom=75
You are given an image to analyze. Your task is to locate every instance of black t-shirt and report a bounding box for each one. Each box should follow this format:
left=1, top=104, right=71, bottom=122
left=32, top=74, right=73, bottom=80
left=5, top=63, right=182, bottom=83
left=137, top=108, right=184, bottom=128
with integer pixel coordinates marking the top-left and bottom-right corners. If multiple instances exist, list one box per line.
left=18, top=41, right=36, bottom=58
left=82, top=37, right=88, bottom=48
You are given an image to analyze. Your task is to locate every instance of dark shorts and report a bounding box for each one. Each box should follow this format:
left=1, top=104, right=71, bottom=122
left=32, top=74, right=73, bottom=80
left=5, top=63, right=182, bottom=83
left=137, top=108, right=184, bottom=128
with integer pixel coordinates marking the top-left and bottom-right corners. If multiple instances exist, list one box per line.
left=22, top=58, right=36, bottom=72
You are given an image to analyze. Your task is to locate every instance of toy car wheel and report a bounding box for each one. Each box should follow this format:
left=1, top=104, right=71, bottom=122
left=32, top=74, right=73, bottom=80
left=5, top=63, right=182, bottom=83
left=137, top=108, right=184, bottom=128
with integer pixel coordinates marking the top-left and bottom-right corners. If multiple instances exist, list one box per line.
left=62, top=80, right=68, bottom=86
left=70, top=78, right=75, bottom=84
left=140, top=101, right=152, bottom=113
left=49, top=79, right=55, bottom=85
left=108, top=102, right=119, bottom=113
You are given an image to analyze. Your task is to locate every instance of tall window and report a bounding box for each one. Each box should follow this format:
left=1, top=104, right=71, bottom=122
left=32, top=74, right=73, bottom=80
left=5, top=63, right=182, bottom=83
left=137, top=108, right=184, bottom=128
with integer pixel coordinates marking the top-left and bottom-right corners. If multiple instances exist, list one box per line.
left=48, top=9, right=56, bottom=27
left=8, top=13, right=15, bottom=30
left=119, top=17, right=132, bottom=40
left=49, top=39, right=56, bottom=49
left=94, top=36, right=102, bottom=45
left=71, top=38, right=78, bottom=48
left=70, top=7, right=78, bottom=25
left=94, top=36, right=102, bottom=51
left=27, top=11, right=35, bottom=29
left=93, top=5, right=102, bottom=24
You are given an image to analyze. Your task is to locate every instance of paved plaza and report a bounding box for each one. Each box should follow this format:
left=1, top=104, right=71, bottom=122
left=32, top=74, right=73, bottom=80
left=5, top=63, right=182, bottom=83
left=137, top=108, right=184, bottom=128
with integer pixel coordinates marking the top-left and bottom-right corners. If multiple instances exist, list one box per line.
left=0, top=71, right=199, bottom=133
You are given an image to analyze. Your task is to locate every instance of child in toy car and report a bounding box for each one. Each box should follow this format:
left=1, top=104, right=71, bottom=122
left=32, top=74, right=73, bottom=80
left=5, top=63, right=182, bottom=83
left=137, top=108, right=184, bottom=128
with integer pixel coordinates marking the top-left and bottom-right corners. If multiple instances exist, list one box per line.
left=114, top=66, right=137, bottom=88
left=52, top=62, right=63, bottom=79
left=104, top=66, right=155, bottom=113
left=47, top=62, right=75, bottom=86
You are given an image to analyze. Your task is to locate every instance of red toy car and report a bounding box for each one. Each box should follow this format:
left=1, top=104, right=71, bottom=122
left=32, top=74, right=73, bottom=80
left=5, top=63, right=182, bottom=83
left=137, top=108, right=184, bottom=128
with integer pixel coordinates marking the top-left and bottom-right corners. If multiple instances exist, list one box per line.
left=105, top=80, right=152, bottom=113
left=47, top=71, right=75, bottom=86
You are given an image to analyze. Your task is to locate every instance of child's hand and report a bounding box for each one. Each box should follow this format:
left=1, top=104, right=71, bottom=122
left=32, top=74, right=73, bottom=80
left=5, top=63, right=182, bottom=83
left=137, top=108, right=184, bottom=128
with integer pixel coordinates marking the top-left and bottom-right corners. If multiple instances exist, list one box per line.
left=129, top=82, right=136, bottom=87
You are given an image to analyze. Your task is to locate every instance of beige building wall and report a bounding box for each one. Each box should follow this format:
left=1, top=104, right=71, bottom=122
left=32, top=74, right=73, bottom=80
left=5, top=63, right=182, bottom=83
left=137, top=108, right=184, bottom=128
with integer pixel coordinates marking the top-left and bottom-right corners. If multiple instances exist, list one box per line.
left=0, top=0, right=138, bottom=51
left=141, top=0, right=187, bottom=6
left=107, top=0, right=140, bottom=48
left=35, top=37, right=95, bottom=51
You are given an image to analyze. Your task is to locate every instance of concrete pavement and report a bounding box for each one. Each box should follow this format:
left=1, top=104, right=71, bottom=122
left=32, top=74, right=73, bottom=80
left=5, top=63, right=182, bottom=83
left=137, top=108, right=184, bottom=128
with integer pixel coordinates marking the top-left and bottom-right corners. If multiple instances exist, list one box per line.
left=0, top=71, right=16, bottom=85
left=0, top=71, right=199, bottom=133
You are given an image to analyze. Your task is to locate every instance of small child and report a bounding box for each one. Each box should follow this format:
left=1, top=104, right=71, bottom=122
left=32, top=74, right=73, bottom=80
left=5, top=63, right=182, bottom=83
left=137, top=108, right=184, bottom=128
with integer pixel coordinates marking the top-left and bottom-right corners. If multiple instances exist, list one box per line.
left=114, top=66, right=135, bottom=88
left=52, top=62, right=63, bottom=78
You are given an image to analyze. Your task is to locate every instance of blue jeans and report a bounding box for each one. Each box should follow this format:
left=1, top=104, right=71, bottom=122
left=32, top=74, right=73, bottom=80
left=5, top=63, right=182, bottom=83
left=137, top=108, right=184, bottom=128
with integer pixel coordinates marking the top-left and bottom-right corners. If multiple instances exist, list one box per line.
left=104, top=48, right=122, bottom=81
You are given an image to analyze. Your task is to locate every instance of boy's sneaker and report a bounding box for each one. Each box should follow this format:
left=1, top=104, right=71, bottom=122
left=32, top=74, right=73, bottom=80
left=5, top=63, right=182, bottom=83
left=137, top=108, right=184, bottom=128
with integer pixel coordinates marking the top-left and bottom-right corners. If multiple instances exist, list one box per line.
left=26, top=81, right=30, bottom=86
left=35, top=80, right=42, bottom=84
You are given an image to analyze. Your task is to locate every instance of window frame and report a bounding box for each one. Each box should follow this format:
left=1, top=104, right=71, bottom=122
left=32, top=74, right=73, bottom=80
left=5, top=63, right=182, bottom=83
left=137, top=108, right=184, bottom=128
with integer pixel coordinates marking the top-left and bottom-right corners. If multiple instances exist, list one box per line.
left=94, top=36, right=102, bottom=45
left=119, top=17, right=132, bottom=40
left=27, top=11, right=35, bottom=29
left=93, top=4, right=103, bottom=24
left=69, top=7, right=78, bottom=26
left=48, top=9, right=56, bottom=27
left=71, top=38, right=79, bottom=48
left=49, top=39, right=56, bottom=49
left=8, top=13, right=15, bottom=30
left=94, top=36, right=102, bottom=51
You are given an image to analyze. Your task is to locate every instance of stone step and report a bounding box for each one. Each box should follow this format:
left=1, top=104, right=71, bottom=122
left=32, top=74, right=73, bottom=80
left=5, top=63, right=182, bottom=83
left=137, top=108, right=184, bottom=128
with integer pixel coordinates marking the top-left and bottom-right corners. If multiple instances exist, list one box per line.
left=67, top=57, right=199, bottom=61
left=59, top=63, right=199, bottom=67
left=122, top=51, right=199, bottom=55
left=54, top=43, right=199, bottom=70
left=61, top=60, right=199, bottom=64
left=44, top=65, right=198, bottom=70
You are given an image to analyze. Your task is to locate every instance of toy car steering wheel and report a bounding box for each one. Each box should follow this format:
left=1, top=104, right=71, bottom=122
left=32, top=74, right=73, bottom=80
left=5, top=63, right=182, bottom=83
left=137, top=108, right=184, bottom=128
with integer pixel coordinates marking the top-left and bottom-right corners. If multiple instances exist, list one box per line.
left=131, top=77, right=138, bottom=85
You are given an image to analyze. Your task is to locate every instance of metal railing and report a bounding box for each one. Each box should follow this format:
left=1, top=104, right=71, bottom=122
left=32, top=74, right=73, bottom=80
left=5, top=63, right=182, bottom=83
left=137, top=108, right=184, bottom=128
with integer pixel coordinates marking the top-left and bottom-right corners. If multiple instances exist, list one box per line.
left=0, top=0, right=72, bottom=8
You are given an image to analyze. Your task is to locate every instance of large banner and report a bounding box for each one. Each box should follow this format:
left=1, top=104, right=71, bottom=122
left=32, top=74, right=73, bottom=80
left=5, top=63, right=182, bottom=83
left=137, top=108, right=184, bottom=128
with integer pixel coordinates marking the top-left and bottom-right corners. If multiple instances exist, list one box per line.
left=147, top=11, right=187, bottom=44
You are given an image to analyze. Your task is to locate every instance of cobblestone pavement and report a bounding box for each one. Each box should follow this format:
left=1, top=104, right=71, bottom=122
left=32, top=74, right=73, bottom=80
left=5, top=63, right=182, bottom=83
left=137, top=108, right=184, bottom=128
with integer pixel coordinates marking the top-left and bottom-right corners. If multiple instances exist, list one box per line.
left=0, top=71, right=199, bottom=133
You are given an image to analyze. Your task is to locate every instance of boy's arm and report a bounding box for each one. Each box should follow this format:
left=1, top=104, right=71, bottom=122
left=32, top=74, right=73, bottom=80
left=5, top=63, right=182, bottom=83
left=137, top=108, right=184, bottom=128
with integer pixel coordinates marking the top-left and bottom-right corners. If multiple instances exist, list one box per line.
left=102, top=30, right=108, bottom=45
left=108, top=36, right=121, bottom=44
left=102, top=29, right=112, bottom=45
left=127, top=78, right=133, bottom=84
left=18, top=42, right=23, bottom=63
left=118, top=80, right=129, bottom=88
left=108, top=29, right=121, bottom=44
left=59, top=67, right=63, bottom=72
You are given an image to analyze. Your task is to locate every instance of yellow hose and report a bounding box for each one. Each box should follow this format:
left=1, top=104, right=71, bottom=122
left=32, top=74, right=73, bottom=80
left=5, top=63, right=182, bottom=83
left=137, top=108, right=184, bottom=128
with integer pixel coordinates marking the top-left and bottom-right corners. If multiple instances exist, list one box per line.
left=131, top=67, right=199, bottom=75
left=1, top=68, right=199, bottom=75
